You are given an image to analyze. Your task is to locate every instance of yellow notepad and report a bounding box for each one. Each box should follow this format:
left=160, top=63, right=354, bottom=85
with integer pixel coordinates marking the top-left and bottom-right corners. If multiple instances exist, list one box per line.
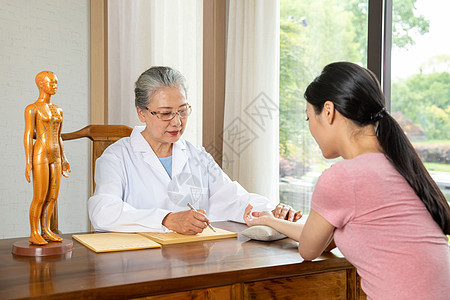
left=73, top=227, right=237, bottom=253
left=139, top=226, right=237, bottom=245
left=72, top=232, right=161, bottom=253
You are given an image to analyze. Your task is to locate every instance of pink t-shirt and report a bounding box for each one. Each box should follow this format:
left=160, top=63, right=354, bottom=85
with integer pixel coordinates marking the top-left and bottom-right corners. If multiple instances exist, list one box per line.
left=311, top=153, right=450, bottom=300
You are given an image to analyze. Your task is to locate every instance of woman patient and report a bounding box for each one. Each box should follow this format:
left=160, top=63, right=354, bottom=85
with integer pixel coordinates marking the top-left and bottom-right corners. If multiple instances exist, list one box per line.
left=89, top=66, right=301, bottom=234
left=244, top=62, right=450, bottom=299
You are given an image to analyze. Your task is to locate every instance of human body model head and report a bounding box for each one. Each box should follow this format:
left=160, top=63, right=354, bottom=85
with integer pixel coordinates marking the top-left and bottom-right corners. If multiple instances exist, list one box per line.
left=304, top=61, right=450, bottom=234
left=35, top=71, right=58, bottom=98
left=135, top=66, right=191, bottom=157
left=24, top=71, right=70, bottom=245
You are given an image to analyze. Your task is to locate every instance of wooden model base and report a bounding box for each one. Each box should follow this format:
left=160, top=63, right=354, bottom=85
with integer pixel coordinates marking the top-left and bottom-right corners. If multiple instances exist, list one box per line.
left=12, top=239, right=73, bottom=257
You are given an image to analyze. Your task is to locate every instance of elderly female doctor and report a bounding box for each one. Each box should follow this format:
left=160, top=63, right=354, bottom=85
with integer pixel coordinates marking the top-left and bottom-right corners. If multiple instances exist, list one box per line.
left=88, top=66, right=301, bottom=234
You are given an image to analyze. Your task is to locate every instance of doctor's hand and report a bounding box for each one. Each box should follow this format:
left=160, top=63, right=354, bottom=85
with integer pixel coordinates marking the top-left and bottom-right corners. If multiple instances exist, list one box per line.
left=272, top=203, right=302, bottom=222
left=162, top=209, right=209, bottom=235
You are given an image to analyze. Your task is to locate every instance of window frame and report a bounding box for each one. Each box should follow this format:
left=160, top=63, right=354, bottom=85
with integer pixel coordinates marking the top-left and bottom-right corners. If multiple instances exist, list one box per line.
left=368, top=0, right=393, bottom=110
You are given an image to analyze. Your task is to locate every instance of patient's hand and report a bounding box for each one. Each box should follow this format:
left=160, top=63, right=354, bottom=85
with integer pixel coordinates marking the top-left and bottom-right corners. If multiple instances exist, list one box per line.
left=162, top=209, right=209, bottom=235
left=243, top=204, right=275, bottom=227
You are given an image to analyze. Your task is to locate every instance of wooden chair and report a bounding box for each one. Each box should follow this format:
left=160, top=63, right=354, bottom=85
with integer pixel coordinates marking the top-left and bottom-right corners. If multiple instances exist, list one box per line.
left=50, top=125, right=133, bottom=232
left=61, top=125, right=133, bottom=186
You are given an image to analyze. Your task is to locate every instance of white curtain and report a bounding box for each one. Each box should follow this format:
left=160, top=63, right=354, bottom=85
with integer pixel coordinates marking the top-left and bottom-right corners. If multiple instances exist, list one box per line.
left=223, top=1, right=280, bottom=203
left=108, top=0, right=203, bottom=146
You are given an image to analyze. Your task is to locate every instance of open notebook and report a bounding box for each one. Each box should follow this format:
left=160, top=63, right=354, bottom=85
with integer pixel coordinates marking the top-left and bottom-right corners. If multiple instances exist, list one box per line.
left=72, top=227, right=237, bottom=253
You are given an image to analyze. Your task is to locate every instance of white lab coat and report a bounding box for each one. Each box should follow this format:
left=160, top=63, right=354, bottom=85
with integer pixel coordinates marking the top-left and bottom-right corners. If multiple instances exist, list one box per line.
left=88, top=126, right=274, bottom=232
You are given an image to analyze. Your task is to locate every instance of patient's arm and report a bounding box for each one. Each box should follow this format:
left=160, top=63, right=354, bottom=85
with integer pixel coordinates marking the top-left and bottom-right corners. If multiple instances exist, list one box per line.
left=244, top=205, right=336, bottom=260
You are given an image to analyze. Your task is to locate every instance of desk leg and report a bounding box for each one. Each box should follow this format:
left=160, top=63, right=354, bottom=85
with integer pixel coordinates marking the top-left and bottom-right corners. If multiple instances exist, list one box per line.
left=347, top=268, right=367, bottom=300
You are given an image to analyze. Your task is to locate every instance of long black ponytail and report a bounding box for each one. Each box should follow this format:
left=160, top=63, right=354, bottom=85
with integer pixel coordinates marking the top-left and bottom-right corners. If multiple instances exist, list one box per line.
left=304, top=62, right=450, bottom=234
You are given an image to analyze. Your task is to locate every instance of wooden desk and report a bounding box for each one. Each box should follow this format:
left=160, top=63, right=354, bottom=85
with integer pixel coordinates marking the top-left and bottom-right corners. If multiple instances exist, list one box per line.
left=0, top=222, right=365, bottom=299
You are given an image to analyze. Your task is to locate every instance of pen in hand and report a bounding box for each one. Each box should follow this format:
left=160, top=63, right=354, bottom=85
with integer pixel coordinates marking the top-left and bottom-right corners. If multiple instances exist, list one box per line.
left=187, top=203, right=216, bottom=232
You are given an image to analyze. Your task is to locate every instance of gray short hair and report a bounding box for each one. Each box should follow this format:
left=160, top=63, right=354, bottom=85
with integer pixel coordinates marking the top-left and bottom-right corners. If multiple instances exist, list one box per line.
left=134, top=66, right=187, bottom=109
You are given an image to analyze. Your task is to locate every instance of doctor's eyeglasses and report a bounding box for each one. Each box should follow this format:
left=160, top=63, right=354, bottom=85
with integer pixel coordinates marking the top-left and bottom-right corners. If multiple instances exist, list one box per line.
left=144, top=104, right=192, bottom=121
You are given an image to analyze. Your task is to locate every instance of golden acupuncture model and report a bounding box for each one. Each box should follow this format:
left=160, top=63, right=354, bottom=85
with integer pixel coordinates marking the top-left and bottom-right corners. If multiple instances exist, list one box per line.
left=24, top=71, right=71, bottom=245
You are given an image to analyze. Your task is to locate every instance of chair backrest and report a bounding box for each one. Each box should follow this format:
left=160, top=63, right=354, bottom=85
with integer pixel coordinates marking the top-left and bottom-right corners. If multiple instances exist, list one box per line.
left=50, top=125, right=133, bottom=232
left=62, top=125, right=133, bottom=180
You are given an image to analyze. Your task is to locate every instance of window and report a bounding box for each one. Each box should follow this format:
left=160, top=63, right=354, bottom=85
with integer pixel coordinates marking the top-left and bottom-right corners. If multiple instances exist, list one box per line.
left=279, top=0, right=369, bottom=213
left=391, top=0, right=450, bottom=202
left=279, top=0, right=449, bottom=213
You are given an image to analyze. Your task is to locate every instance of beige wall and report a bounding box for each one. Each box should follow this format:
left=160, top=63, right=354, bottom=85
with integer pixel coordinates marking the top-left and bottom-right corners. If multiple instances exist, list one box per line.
left=203, top=0, right=226, bottom=165
left=0, top=0, right=227, bottom=239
